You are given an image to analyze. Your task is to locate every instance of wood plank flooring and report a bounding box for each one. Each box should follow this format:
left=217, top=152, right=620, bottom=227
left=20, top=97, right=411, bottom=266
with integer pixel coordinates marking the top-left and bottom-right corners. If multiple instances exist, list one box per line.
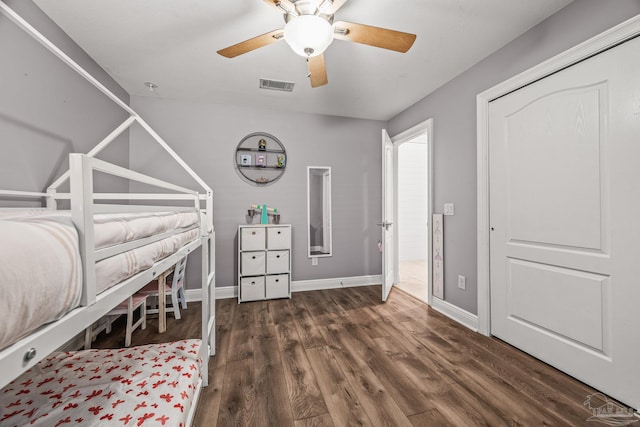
left=93, top=286, right=615, bottom=426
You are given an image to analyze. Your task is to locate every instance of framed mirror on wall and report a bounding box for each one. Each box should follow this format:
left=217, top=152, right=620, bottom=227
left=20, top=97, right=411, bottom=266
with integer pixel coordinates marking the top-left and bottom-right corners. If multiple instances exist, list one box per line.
left=307, top=166, right=332, bottom=257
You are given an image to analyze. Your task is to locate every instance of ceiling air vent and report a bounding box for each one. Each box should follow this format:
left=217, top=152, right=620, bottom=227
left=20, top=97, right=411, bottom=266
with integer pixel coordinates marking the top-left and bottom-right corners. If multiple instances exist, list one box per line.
left=260, top=78, right=295, bottom=92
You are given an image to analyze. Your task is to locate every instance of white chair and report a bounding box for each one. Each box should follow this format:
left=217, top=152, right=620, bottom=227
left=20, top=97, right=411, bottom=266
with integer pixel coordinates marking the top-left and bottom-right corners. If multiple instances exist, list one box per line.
left=84, top=293, right=148, bottom=348
left=140, top=256, right=188, bottom=320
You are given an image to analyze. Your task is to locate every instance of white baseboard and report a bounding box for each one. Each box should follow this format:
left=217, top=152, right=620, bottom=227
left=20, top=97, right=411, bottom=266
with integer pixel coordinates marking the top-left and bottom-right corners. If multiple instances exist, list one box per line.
left=292, top=275, right=382, bottom=293
left=212, top=286, right=236, bottom=300
left=185, top=287, right=235, bottom=301
left=185, top=275, right=382, bottom=301
left=431, top=297, right=478, bottom=332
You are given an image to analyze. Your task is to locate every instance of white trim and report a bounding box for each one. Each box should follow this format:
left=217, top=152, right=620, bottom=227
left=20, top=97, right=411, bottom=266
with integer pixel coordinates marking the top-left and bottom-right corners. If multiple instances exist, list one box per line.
left=188, top=275, right=383, bottom=301
left=431, top=298, right=478, bottom=332
left=391, top=118, right=434, bottom=306
left=476, top=14, right=640, bottom=337
left=307, top=166, right=333, bottom=258
left=293, top=275, right=382, bottom=293
left=187, top=286, right=236, bottom=301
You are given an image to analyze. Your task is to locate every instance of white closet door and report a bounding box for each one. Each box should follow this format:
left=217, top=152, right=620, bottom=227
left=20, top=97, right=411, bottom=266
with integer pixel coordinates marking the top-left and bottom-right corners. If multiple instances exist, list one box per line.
left=489, top=35, right=640, bottom=409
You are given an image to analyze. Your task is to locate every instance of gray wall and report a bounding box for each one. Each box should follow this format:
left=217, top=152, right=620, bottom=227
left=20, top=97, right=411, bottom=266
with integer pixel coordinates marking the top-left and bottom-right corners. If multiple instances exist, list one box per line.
left=388, top=0, right=640, bottom=314
left=0, top=0, right=130, bottom=200
left=129, top=96, right=384, bottom=289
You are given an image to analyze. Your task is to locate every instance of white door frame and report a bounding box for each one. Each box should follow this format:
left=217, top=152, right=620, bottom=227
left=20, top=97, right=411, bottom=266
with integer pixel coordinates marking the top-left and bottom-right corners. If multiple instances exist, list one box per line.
left=381, top=129, right=395, bottom=301
left=391, top=118, right=434, bottom=305
left=322, top=169, right=331, bottom=254
left=476, top=15, right=640, bottom=336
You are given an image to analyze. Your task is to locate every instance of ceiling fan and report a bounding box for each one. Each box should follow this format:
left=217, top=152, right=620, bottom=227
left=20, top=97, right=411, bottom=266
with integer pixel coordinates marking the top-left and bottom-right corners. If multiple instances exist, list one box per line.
left=217, top=0, right=416, bottom=88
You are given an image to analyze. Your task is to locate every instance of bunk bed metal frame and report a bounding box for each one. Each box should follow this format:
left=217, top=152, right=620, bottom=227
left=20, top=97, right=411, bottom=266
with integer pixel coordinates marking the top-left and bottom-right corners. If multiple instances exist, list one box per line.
left=0, top=1, right=216, bottom=404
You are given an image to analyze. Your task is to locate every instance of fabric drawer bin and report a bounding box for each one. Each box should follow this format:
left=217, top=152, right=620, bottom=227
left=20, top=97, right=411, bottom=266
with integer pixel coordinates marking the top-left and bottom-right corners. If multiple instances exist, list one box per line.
left=266, top=250, right=289, bottom=274
left=267, top=226, right=290, bottom=250
left=266, top=274, right=289, bottom=299
left=241, top=227, right=266, bottom=251
left=241, top=251, right=266, bottom=276
left=240, top=276, right=265, bottom=302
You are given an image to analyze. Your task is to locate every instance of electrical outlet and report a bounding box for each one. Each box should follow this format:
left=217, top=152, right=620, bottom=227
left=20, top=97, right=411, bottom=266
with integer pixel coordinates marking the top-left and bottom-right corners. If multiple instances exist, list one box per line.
left=458, top=275, right=466, bottom=290
left=312, top=257, right=318, bottom=266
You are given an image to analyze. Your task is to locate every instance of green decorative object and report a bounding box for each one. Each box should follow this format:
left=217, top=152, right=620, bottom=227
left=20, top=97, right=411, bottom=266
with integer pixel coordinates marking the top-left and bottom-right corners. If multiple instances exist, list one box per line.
left=248, top=204, right=279, bottom=224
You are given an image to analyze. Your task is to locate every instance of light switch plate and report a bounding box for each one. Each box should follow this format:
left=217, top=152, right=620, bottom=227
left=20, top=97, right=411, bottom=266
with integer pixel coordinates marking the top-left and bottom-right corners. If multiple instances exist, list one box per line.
left=312, top=257, right=318, bottom=266
left=444, top=203, right=455, bottom=215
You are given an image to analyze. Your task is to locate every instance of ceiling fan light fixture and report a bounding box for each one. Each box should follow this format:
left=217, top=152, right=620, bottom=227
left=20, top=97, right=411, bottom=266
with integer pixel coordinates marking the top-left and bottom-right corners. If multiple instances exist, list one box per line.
left=317, top=0, right=333, bottom=14
left=283, top=15, right=334, bottom=57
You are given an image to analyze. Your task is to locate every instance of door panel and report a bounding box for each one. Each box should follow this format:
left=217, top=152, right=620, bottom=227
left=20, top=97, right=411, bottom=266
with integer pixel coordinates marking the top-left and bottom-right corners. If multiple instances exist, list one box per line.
left=507, top=259, right=609, bottom=352
left=506, top=84, right=606, bottom=250
left=490, top=35, right=640, bottom=409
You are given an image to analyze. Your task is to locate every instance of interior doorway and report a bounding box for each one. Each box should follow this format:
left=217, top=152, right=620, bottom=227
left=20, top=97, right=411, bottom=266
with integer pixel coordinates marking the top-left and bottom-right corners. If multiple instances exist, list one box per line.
left=394, top=131, right=429, bottom=303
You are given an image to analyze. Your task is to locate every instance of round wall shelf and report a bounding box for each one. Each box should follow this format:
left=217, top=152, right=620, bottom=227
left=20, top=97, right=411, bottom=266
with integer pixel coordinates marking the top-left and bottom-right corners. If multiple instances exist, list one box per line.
left=234, top=132, right=287, bottom=186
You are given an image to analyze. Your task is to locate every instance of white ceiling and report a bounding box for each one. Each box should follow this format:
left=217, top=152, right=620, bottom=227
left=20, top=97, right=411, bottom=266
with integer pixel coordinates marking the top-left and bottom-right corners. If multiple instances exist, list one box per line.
left=33, top=0, right=573, bottom=121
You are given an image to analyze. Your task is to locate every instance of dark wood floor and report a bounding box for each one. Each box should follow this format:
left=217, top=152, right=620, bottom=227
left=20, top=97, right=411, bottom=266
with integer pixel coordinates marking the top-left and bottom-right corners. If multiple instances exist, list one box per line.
left=94, top=286, right=609, bottom=426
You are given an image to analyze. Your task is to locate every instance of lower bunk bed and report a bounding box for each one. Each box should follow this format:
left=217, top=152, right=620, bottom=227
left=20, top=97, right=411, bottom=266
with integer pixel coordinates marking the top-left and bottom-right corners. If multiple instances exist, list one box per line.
left=0, top=340, right=203, bottom=427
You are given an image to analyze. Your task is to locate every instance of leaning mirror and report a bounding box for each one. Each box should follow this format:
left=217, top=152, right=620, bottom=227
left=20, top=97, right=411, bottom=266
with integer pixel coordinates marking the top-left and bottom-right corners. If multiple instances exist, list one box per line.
left=307, top=166, right=332, bottom=257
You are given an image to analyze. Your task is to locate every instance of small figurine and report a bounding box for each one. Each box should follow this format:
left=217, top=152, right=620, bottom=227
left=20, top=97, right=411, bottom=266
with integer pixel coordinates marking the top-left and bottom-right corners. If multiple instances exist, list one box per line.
left=276, top=154, right=285, bottom=168
left=258, top=138, right=267, bottom=151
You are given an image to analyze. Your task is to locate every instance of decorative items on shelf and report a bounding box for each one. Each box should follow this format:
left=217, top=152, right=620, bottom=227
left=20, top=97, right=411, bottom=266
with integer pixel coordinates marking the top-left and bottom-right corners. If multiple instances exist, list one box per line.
left=234, top=132, right=287, bottom=185
left=248, top=204, right=280, bottom=224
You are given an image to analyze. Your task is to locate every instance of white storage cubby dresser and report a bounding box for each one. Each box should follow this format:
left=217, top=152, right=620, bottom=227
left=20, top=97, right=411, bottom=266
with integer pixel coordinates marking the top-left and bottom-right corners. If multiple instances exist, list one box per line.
left=238, top=224, right=291, bottom=303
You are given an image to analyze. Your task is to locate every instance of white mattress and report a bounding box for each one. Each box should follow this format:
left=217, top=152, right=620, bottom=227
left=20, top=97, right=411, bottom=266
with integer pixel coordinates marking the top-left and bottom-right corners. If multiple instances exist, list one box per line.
left=0, top=340, right=202, bottom=426
left=0, top=209, right=199, bottom=249
left=0, top=210, right=200, bottom=352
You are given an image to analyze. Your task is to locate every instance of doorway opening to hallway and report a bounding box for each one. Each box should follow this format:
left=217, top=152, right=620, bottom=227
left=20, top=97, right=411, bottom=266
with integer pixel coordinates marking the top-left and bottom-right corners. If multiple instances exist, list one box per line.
left=395, top=136, right=428, bottom=302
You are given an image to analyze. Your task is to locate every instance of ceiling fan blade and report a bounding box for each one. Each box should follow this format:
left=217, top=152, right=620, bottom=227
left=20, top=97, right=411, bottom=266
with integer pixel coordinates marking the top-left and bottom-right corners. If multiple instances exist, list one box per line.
left=263, top=0, right=295, bottom=14
left=217, top=29, right=284, bottom=58
left=307, top=54, right=328, bottom=88
left=333, top=21, right=416, bottom=53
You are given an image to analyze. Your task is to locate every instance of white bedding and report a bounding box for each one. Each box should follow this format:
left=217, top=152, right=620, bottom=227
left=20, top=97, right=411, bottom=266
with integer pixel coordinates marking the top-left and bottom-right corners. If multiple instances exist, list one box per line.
left=95, top=228, right=198, bottom=294
left=0, top=340, right=202, bottom=426
left=0, top=213, right=82, bottom=352
left=0, top=210, right=200, bottom=352
left=0, top=209, right=199, bottom=249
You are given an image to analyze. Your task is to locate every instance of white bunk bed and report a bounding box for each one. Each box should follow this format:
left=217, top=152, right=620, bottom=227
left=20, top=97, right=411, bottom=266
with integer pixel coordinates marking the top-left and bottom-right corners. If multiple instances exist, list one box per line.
left=0, top=2, right=216, bottom=426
